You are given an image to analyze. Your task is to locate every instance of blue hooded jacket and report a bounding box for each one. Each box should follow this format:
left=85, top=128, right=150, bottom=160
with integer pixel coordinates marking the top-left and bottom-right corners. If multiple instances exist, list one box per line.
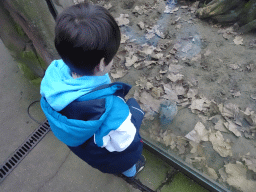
left=40, top=60, right=144, bottom=173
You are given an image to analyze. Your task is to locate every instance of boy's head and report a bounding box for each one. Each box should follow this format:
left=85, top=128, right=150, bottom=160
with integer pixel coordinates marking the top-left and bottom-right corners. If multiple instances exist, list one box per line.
left=54, top=2, right=121, bottom=76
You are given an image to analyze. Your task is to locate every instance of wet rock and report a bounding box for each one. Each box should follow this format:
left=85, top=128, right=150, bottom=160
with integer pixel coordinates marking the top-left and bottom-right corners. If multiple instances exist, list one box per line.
left=132, top=5, right=145, bottom=15
left=115, top=14, right=129, bottom=26
left=159, top=100, right=177, bottom=125
left=103, top=3, right=112, bottom=10
left=121, top=0, right=135, bottom=10
left=151, top=86, right=163, bottom=99
left=137, top=21, right=145, bottom=30
left=249, top=39, right=256, bottom=49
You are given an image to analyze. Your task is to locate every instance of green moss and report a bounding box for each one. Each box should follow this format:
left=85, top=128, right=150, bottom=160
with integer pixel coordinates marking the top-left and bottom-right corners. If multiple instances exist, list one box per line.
left=161, top=173, right=209, bottom=192
left=22, top=50, right=37, bottom=60
left=12, top=0, right=38, bottom=23
left=12, top=0, right=55, bottom=41
left=136, top=149, right=174, bottom=190
left=203, top=1, right=209, bottom=7
left=5, top=43, right=19, bottom=55
left=30, top=77, right=42, bottom=87
left=21, top=50, right=47, bottom=73
left=14, top=23, right=25, bottom=36
left=244, top=1, right=251, bottom=9
left=37, top=55, right=48, bottom=70
left=17, top=62, right=37, bottom=80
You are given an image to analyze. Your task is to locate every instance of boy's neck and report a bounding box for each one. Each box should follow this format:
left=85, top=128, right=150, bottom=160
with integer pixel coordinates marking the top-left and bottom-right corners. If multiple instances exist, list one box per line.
left=72, top=72, right=83, bottom=79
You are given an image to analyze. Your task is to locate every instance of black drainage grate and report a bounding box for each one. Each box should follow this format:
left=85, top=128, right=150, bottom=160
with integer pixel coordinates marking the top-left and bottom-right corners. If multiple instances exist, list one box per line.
left=0, top=120, right=50, bottom=183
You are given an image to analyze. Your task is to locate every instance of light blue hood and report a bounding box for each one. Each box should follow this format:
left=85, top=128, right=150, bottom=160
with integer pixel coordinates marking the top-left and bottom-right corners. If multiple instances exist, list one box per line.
left=40, top=59, right=132, bottom=147
left=40, top=60, right=111, bottom=111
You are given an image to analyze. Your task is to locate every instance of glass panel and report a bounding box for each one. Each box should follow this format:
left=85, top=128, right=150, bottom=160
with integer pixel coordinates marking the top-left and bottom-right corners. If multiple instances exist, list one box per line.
left=99, top=0, right=256, bottom=191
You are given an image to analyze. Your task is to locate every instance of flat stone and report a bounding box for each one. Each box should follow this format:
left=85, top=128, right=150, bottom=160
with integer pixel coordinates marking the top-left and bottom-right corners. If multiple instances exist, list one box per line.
left=160, top=172, right=209, bottom=192
left=136, top=149, right=175, bottom=191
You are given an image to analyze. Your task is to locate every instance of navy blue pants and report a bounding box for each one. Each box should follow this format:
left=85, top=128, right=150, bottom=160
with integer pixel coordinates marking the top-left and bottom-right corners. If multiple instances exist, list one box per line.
left=68, top=98, right=145, bottom=174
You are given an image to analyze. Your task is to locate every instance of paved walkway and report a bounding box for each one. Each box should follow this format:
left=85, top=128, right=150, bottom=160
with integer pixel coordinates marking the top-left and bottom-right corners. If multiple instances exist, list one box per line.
left=0, top=39, right=208, bottom=192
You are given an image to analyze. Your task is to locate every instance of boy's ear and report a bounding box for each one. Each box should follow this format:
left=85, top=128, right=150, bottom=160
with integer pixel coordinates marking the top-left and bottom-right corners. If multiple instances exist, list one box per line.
left=99, top=58, right=105, bottom=72
left=93, top=58, right=105, bottom=76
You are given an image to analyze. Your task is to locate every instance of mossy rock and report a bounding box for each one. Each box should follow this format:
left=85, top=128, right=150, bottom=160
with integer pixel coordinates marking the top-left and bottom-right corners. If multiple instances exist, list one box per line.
left=17, top=62, right=38, bottom=81
left=22, top=50, right=47, bottom=69
left=194, top=0, right=256, bottom=33
left=5, top=0, right=59, bottom=65
left=14, top=23, right=25, bottom=37
left=18, top=62, right=42, bottom=87
left=18, top=50, right=46, bottom=77
left=30, top=77, right=42, bottom=87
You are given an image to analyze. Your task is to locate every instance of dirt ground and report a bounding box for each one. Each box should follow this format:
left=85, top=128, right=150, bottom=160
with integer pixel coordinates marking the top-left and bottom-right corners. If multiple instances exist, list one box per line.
left=90, top=0, right=256, bottom=191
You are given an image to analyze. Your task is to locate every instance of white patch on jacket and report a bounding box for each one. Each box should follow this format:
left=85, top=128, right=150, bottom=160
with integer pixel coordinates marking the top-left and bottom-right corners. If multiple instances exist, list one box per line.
left=98, top=112, right=136, bottom=152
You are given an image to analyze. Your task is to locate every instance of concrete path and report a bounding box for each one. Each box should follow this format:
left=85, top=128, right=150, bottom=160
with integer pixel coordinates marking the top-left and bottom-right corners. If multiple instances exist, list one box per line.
left=0, top=39, right=208, bottom=192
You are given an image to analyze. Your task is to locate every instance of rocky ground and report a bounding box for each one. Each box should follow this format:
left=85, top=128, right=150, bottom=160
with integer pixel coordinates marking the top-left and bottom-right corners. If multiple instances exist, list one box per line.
left=87, top=0, right=256, bottom=191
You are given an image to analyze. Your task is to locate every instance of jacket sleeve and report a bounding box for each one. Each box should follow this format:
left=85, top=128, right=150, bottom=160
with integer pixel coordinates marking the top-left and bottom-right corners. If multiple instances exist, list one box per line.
left=99, top=97, right=144, bottom=152
left=126, top=98, right=145, bottom=131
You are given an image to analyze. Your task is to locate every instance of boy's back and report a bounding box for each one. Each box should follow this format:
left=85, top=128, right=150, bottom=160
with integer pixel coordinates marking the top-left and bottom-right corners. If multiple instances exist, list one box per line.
left=40, top=1, right=145, bottom=177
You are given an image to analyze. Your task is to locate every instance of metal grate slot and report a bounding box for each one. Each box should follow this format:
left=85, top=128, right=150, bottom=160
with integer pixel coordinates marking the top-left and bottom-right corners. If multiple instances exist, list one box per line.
left=17, top=151, right=22, bottom=157
left=45, top=122, right=50, bottom=127
left=31, top=136, right=37, bottom=142
left=24, top=144, right=30, bottom=150
left=21, top=146, right=27, bottom=152
left=14, top=154, right=20, bottom=160
left=26, top=142, right=32, bottom=147
left=33, top=134, right=39, bottom=140
left=0, top=120, right=50, bottom=183
left=0, top=169, right=6, bottom=175
left=35, top=131, right=41, bottom=136
left=38, top=129, right=44, bottom=134
left=11, top=157, right=17, bottom=163
left=9, top=160, right=15, bottom=166
left=5, top=163, right=12, bottom=169
left=3, top=166, right=8, bottom=172
left=40, top=127, right=46, bottom=132
left=19, top=149, right=25, bottom=155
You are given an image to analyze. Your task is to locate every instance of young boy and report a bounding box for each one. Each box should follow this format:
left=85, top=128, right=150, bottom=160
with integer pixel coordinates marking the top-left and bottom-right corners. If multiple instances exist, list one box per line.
left=40, top=1, right=145, bottom=178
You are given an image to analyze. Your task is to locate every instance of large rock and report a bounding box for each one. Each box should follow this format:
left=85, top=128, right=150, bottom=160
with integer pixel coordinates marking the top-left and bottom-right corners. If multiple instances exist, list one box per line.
left=0, top=0, right=71, bottom=83
left=3, top=0, right=59, bottom=65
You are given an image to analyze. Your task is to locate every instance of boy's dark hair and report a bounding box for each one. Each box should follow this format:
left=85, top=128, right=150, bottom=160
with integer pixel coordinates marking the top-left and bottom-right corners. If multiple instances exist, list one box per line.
left=54, top=2, right=121, bottom=75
